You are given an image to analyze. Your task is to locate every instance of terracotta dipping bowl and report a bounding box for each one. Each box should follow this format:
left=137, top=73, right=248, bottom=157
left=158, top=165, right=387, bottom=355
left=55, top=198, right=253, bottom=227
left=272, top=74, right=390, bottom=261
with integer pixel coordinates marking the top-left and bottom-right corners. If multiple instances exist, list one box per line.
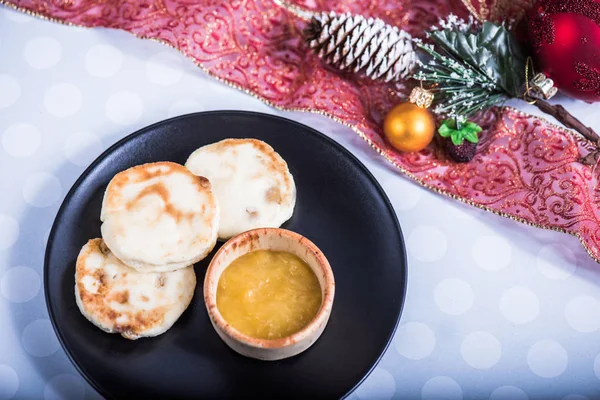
left=204, top=228, right=335, bottom=361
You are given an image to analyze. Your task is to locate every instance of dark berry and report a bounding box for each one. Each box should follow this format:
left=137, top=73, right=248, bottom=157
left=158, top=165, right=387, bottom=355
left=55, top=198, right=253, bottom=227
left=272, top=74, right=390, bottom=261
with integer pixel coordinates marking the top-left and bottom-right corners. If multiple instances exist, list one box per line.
left=445, top=139, right=477, bottom=162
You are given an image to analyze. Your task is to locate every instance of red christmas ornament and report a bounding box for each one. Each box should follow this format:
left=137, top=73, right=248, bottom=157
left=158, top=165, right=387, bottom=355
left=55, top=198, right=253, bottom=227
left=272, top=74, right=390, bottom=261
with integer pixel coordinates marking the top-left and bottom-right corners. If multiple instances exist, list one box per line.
left=527, top=0, right=600, bottom=103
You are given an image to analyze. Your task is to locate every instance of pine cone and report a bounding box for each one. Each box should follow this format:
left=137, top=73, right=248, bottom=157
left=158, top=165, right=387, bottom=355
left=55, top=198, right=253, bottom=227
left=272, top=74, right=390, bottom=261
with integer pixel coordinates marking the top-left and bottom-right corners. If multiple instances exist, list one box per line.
left=303, top=12, right=417, bottom=82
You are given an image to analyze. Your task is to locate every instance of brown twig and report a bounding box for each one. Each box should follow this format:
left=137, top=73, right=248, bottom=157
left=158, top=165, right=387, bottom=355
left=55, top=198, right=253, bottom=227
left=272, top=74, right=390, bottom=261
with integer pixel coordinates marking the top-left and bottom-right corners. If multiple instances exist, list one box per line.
left=532, top=98, right=600, bottom=165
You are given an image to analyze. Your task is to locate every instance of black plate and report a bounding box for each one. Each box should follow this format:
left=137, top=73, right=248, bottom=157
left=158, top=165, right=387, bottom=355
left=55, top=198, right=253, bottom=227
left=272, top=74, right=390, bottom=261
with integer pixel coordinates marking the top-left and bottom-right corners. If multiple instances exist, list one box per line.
left=45, top=111, right=407, bottom=399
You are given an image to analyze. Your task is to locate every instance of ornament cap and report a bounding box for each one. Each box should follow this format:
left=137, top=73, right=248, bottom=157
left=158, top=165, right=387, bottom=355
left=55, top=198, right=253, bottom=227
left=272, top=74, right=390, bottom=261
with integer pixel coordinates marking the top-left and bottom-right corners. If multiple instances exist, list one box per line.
left=524, top=57, right=558, bottom=102
left=531, top=72, right=558, bottom=100
left=409, top=86, right=434, bottom=108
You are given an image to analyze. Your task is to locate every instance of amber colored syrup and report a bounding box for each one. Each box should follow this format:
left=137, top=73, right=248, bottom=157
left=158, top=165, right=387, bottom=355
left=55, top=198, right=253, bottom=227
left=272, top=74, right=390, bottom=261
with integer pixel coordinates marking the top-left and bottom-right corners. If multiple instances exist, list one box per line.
left=217, top=250, right=322, bottom=340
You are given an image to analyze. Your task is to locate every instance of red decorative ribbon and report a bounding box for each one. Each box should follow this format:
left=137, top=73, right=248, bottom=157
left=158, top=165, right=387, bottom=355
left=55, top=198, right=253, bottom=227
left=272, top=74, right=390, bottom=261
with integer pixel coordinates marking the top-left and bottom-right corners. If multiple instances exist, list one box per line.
left=4, top=0, right=600, bottom=262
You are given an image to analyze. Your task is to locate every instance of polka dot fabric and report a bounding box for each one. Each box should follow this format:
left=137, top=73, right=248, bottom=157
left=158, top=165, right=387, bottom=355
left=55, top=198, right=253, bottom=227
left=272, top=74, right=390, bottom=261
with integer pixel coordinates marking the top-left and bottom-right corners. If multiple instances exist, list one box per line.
left=1, top=5, right=600, bottom=400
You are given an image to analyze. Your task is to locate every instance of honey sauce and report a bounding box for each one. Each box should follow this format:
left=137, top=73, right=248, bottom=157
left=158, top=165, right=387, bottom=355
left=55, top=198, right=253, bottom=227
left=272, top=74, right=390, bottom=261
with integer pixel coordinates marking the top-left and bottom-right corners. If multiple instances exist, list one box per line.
left=216, top=250, right=322, bottom=340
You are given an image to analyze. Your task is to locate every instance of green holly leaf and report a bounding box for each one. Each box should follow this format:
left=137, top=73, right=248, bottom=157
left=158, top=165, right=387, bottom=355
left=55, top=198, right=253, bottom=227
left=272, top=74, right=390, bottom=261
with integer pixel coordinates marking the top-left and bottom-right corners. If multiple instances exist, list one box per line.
left=464, top=130, right=479, bottom=143
left=438, top=121, right=453, bottom=138
left=444, top=119, right=457, bottom=129
left=464, top=122, right=482, bottom=133
left=438, top=118, right=481, bottom=145
left=450, top=131, right=463, bottom=146
left=429, top=21, right=526, bottom=97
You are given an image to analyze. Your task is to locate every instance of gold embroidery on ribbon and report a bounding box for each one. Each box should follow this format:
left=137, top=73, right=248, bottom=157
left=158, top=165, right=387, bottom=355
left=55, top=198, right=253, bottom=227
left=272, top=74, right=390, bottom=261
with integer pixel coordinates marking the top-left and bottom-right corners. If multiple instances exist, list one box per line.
left=478, top=0, right=489, bottom=20
left=459, top=0, right=484, bottom=21
left=2, top=0, right=598, bottom=263
left=459, top=0, right=537, bottom=24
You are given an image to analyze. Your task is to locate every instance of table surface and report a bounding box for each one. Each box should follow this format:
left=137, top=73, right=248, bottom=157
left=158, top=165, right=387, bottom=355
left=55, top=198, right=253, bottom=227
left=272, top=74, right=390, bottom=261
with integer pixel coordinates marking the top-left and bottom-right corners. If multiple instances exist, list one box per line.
left=2, top=6, right=600, bottom=400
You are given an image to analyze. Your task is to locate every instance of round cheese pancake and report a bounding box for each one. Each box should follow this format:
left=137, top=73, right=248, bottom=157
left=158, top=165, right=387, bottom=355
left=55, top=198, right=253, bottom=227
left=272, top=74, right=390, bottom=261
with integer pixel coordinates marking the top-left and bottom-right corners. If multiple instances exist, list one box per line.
left=75, top=239, right=196, bottom=340
left=185, top=139, right=296, bottom=240
left=100, top=161, right=219, bottom=272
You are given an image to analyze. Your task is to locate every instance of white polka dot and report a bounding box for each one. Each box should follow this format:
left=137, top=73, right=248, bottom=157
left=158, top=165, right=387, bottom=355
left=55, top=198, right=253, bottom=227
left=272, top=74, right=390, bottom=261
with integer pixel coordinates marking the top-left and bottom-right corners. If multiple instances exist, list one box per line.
left=3, top=8, right=32, bottom=22
left=594, top=353, right=600, bottom=380
left=472, top=236, right=512, bottom=271
left=563, top=395, right=589, bottom=400
left=421, top=376, right=462, bottom=400
left=499, top=286, right=539, bottom=325
left=395, top=322, right=436, bottom=360
left=0, top=365, right=19, bottom=399
left=408, top=226, right=447, bottom=263
left=105, top=92, right=143, bottom=125
left=0, top=215, right=19, bottom=251
left=85, top=44, right=123, bottom=77
left=565, top=296, right=600, bottom=332
left=23, top=172, right=62, bottom=208
left=24, top=37, right=62, bottom=69
left=382, top=178, right=421, bottom=211
left=0, top=75, right=20, bottom=108
left=460, top=331, right=501, bottom=369
left=167, top=99, right=204, bottom=118
left=44, top=83, right=82, bottom=117
left=146, top=52, right=183, bottom=85
left=434, top=278, right=474, bottom=315
left=44, top=374, right=85, bottom=400
left=64, top=132, right=103, bottom=167
left=2, top=123, right=41, bottom=157
left=527, top=340, right=568, bottom=378
left=489, top=386, right=528, bottom=400
left=1, top=266, right=41, bottom=303
left=22, top=319, right=59, bottom=357
left=355, top=367, right=396, bottom=400
left=537, top=244, right=577, bottom=280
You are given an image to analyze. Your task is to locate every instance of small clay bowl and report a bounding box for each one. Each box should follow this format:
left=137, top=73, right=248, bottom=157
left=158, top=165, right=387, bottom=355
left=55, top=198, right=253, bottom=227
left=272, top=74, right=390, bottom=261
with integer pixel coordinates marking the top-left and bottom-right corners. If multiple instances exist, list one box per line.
left=204, top=228, right=335, bottom=361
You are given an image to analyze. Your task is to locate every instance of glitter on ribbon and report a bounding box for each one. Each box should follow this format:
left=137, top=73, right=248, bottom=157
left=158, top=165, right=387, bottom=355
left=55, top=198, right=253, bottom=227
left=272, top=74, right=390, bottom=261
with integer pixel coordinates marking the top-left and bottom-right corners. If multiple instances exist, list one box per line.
left=3, top=0, right=600, bottom=262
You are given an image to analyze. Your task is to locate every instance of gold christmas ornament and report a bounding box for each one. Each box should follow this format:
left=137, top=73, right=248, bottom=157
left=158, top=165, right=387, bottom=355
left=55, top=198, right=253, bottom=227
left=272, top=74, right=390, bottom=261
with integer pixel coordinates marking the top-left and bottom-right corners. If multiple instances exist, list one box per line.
left=383, top=90, right=436, bottom=153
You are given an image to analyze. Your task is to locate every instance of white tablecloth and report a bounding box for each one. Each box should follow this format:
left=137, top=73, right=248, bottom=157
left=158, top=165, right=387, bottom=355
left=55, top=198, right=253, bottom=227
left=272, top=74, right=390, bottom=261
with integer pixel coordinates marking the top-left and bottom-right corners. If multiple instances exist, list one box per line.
left=1, top=6, right=600, bottom=400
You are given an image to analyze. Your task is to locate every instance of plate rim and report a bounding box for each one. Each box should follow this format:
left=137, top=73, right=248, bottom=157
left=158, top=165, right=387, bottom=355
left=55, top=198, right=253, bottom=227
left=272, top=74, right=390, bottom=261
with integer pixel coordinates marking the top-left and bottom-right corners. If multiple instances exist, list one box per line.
left=44, top=110, right=407, bottom=399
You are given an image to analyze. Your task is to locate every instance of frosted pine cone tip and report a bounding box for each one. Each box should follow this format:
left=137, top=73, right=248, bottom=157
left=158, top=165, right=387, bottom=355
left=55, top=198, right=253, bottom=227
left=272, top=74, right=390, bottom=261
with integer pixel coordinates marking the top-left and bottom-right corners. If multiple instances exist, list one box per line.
left=303, top=12, right=417, bottom=82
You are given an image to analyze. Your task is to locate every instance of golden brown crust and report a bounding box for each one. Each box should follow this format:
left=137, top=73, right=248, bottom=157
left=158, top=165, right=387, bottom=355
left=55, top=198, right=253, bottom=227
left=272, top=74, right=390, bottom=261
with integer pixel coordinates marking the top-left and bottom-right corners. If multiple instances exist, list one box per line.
left=100, top=160, right=219, bottom=271
left=112, top=291, right=129, bottom=304
left=265, top=186, right=282, bottom=204
left=124, top=181, right=196, bottom=223
left=76, top=239, right=191, bottom=339
left=103, top=161, right=215, bottom=218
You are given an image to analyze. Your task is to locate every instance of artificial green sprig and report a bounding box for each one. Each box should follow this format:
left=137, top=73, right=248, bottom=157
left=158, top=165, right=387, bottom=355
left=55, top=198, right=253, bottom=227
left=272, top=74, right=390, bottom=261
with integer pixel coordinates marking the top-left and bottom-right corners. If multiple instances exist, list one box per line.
left=412, top=16, right=526, bottom=128
left=410, top=14, right=600, bottom=165
left=438, top=119, right=482, bottom=146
